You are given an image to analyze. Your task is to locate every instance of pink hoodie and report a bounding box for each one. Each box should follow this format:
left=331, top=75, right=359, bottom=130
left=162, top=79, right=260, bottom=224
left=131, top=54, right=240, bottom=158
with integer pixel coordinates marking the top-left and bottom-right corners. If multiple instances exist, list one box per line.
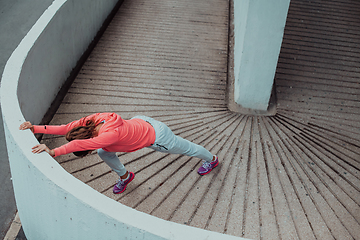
left=33, top=113, right=156, bottom=157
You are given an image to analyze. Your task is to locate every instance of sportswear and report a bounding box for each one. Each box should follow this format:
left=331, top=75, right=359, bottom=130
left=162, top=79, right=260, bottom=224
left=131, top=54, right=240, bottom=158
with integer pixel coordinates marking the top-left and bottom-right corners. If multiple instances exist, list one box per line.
left=33, top=113, right=156, bottom=157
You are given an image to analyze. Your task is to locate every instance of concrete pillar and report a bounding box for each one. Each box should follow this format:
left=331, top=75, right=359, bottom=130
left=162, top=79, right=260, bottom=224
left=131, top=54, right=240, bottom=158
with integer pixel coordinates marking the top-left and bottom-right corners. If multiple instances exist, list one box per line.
left=230, top=0, right=290, bottom=113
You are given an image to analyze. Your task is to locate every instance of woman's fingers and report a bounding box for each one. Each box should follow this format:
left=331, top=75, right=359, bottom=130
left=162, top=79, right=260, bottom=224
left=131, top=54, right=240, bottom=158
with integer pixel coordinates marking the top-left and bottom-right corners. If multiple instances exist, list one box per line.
left=19, top=121, right=34, bottom=132
left=31, top=144, right=54, bottom=157
left=31, top=144, right=42, bottom=153
left=19, top=121, right=29, bottom=129
left=32, top=144, right=47, bottom=154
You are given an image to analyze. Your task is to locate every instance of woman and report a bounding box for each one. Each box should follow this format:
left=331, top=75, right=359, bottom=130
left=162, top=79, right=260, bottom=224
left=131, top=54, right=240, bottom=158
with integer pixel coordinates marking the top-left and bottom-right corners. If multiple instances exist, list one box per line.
left=19, top=113, right=219, bottom=194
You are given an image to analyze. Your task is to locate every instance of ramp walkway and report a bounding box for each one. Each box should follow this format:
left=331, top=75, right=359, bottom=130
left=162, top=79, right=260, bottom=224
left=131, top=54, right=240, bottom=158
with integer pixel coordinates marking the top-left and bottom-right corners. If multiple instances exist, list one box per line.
left=41, top=0, right=360, bottom=239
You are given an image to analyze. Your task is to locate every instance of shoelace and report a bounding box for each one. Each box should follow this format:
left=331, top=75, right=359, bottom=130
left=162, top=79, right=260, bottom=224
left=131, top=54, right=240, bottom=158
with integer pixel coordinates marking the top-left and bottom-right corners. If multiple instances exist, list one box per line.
left=201, top=161, right=212, bottom=169
left=116, top=179, right=125, bottom=187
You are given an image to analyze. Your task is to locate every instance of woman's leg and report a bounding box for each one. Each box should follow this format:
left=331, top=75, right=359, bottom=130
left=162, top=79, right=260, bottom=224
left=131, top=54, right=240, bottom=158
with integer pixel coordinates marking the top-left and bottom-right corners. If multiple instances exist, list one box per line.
left=150, top=119, right=218, bottom=175
left=162, top=134, right=214, bottom=162
left=97, top=149, right=134, bottom=194
left=132, top=116, right=218, bottom=175
left=97, top=149, right=127, bottom=177
left=132, top=116, right=214, bottom=161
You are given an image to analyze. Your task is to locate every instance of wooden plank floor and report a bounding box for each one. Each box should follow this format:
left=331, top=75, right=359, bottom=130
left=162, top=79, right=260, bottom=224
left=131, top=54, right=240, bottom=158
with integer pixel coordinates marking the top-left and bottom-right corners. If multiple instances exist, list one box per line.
left=41, top=0, right=360, bottom=239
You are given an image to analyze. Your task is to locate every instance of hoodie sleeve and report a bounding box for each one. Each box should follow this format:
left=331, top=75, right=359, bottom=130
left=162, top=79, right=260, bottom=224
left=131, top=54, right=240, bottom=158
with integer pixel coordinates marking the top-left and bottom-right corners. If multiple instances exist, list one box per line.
left=32, top=113, right=99, bottom=135
left=53, top=131, right=119, bottom=157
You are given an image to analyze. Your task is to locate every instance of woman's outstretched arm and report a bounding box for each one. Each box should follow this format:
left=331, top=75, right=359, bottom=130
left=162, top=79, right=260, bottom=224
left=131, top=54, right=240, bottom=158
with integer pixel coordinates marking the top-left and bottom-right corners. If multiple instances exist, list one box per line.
left=19, top=114, right=95, bottom=136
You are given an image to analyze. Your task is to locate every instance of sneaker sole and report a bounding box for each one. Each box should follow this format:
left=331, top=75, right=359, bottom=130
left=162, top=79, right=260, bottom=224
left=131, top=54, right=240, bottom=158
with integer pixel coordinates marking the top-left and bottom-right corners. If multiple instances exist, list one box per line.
left=113, top=172, right=135, bottom=194
left=198, top=161, right=219, bottom=176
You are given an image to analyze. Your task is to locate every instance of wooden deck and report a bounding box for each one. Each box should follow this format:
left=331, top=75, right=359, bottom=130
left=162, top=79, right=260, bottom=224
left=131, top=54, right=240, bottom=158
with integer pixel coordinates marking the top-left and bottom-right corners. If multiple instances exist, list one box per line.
left=42, top=0, right=360, bottom=239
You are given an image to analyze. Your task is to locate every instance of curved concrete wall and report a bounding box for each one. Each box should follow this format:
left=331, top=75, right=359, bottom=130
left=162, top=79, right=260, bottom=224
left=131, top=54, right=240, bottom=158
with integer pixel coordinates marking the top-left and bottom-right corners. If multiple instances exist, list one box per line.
left=0, top=0, right=245, bottom=239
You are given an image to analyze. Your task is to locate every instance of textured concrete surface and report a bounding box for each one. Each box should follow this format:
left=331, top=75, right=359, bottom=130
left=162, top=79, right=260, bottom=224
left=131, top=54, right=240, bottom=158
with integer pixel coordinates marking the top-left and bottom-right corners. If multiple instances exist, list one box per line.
left=39, top=0, right=360, bottom=239
left=0, top=0, right=54, bottom=239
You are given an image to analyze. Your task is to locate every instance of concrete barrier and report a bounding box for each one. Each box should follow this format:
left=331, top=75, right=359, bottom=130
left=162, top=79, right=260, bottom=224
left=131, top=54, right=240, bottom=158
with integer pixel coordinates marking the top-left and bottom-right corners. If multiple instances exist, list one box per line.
left=0, top=0, right=246, bottom=239
left=229, top=0, right=290, bottom=113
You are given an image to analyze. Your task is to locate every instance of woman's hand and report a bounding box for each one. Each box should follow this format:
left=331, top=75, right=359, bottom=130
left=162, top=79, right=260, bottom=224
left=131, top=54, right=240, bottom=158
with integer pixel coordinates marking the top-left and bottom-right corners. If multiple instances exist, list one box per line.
left=19, top=121, right=34, bottom=133
left=32, top=144, right=55, bottom=157
left=20, top=123, right=55, bottom=157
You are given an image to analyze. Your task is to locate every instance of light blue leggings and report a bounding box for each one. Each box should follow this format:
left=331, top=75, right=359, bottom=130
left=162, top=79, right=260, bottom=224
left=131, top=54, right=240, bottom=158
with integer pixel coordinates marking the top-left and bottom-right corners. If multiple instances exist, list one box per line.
left=97, top=116, right=213, bottom=177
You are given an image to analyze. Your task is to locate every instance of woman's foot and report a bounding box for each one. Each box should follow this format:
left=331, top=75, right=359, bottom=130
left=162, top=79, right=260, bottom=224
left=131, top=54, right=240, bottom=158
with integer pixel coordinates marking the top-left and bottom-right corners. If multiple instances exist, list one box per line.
left=197, top=156, right=219, bottom=175
left=113, top=172, right=135, bottom=194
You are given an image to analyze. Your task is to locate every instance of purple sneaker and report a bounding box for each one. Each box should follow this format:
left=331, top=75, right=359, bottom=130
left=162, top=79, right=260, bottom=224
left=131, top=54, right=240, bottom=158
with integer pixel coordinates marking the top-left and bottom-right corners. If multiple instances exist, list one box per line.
left=197, top=156, right=219, bottom=175
left=113, top=172, right=135, bottom=194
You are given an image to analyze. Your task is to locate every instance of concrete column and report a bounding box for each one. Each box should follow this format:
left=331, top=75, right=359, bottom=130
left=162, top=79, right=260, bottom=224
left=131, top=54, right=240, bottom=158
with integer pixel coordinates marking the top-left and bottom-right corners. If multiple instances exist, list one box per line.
left=231, top=0, right=290, bottom=113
